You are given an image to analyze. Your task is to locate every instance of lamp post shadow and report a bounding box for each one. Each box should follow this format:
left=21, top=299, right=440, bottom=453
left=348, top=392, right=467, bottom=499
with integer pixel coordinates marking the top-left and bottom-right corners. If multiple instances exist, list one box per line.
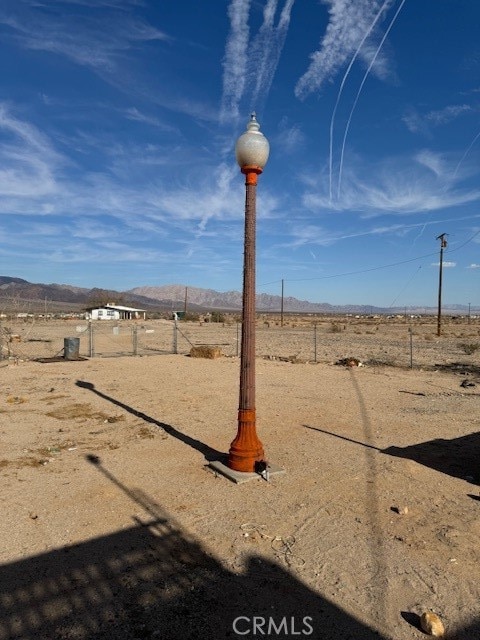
left=75, top=379, right=226, bottom=463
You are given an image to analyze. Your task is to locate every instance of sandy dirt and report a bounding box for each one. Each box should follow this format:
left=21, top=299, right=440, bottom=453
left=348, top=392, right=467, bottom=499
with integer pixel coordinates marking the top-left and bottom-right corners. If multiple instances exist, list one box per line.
left=0, top=324, right=479, bottom=640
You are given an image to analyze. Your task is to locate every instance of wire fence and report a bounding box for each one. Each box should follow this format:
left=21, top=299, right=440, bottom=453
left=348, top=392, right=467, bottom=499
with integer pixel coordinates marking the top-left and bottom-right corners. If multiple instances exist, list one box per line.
left=1, top=317, right=479, bottom=369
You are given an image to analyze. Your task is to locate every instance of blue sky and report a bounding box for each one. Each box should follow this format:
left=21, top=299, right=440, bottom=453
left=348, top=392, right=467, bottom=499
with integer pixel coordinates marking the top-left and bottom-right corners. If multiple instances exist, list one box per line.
left=0, top=0, right=479, bottom=308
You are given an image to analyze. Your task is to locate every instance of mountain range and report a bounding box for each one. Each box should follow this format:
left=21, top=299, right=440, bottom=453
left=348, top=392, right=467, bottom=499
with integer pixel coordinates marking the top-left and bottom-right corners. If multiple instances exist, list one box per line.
left=0, top=276, right=476, bottom=315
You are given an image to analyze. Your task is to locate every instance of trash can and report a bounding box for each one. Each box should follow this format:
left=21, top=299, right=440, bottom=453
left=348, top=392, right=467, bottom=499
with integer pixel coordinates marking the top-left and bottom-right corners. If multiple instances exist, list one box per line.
left=64, top=337, right=80, bottom=360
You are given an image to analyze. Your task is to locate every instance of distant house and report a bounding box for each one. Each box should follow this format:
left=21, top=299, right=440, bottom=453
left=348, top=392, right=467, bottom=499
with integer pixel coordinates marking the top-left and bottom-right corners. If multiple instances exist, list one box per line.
left=85, top=303, right=146, bottom=321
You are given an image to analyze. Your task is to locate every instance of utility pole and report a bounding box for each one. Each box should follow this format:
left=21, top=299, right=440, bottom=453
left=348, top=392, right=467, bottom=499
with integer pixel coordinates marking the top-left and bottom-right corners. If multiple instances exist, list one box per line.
left=436, top=233, right=448, bottom=337
left=184, top=286, right=188, bottom=316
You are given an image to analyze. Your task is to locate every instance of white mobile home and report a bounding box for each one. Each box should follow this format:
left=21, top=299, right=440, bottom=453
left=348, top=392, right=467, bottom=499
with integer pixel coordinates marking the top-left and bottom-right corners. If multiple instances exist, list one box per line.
left=85, top=304, right=146, bottom=321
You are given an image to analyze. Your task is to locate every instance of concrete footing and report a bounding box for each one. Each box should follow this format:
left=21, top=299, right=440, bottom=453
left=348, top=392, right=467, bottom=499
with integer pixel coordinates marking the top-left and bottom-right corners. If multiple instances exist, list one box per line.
left=207, top=460, right=285, bottom=484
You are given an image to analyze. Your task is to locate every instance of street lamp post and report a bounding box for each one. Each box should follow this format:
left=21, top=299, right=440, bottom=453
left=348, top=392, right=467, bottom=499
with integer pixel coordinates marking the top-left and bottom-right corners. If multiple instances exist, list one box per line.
left=228, top=113, right=270, bottom=473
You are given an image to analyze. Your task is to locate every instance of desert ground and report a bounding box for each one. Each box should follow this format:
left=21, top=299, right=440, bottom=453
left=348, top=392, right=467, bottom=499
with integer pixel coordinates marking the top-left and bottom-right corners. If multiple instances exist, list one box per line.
left=0, top=317, right=479, bottom=639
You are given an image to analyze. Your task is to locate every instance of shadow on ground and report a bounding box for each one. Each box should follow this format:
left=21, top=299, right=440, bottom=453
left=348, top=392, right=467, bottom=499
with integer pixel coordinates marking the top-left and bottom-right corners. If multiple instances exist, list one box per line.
left=75, top=379, right=225, bottom=463
left=2, top=456, right=388, bottom=640
left=305, top=426, right=480, bottom=486
left=384, top=431, right=480, bottom=486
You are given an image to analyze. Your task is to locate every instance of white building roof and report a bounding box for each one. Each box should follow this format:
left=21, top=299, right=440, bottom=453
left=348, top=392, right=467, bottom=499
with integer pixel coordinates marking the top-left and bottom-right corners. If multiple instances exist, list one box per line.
left=105, top=304, right=145, bottom=312
left=85, top=304, right=145, bottom=312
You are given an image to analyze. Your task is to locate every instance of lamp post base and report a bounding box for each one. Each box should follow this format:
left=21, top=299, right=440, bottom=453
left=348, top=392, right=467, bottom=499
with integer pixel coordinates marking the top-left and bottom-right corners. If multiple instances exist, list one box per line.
left=228, top=408, right=265, bottom=472
left=208, top=459, right=285, bottom=484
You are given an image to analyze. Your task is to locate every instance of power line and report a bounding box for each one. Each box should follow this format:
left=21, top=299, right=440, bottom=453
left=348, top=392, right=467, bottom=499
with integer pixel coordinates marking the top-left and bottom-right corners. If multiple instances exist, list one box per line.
left=258, top=228, right=480, bottom=288
left=274, top=250, right=437, bottom=284
left=388, top=265, right=422, bottom=308
left=445, top=228, right=480, bottom=253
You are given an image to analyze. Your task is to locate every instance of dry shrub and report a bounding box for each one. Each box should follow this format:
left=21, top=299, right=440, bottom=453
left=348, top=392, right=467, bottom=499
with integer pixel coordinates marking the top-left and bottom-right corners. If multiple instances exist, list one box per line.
left=459, top=342, right=479, bottom=355
left=137, top=426, right=155, bottom=439
left=46, top=403, right=115, bottom=422
left=7, top=396, right=27, bottom=404
left=189, top=346, right=222, bottom=359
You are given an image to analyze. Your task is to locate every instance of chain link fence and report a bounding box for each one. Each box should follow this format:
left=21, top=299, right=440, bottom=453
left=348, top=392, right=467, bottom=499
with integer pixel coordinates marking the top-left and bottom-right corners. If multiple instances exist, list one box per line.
left=0, top=317, right=479, bottom=369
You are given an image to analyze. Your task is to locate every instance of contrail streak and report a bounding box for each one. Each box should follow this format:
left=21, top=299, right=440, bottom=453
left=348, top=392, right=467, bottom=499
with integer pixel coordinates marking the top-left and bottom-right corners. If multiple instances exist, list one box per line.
left=220, top=0, right=251, bottom=123
left=452, top=128, right=480, bottom=181
left=295, top=0, right=390, bottom=100
left=251, top=0, right=295, bottom=110
left=221, top=0, right=294, bottom=123
left=337, top=0, right=407, bottom=199
left=328, top=0, right=391, bottom=202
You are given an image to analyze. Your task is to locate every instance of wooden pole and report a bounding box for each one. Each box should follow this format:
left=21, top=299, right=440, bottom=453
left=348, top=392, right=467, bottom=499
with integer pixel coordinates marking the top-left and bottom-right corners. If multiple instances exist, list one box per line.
left=436, top=233, right=447, bottom=337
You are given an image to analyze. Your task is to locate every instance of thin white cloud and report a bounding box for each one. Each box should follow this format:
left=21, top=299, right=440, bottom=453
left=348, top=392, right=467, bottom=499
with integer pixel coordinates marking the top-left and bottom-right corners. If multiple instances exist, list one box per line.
left=71, top=219, right=126, bottom=241
left=34, top=22, right=160, bottom=72
left=0, top=2, right=217, bottom=123
left=0, top=105, right=279, bottom=264
left=278, top=216, right=463, bottom=252
left=467, top=263, right=480, bottom=269
left=285, top=221, right=414, bottom=249
left=0, top=103, right=61, bottom=198
left=302, top=151, right=480, bottom=216
left=153, top=164, right=278, bottom=230
left=45, top=1, right=144, bottom=7
left=426, top=104, right=473, bottom=126
left=403, top=103, right=475, bottom=135
left=275, top=118, right=305, bottom=153
left=0, top=105, right=191, bottom=220
left=402, top=108, right=427, bottom=135
left=415, top=150, right=448, bottom=178
left=295, top=0, right=396, bottom=100
left=122, top=108, right=162, bottom=128
left=0, top=6, right=168, bottom=75
left=431, top=261, right=456, bottom=268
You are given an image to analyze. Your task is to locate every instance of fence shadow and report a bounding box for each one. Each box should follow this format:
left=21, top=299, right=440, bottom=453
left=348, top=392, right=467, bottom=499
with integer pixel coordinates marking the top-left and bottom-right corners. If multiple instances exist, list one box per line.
left=75, top=380, right=225, bottom=463
left=1, top=457, right=390, bottom=640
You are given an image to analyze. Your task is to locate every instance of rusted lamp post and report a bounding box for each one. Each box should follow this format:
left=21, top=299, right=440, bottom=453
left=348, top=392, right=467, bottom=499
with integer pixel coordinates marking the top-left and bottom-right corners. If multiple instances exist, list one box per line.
left=228, top=113, right=270, bottom=473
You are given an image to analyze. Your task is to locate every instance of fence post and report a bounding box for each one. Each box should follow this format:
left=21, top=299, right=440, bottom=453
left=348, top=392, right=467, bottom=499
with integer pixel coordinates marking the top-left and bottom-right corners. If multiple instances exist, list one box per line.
left=313, top=323, right=317, bottom=363
left=409, top=327, right=413, bottom=369
left=0, top=320, right=3, bottom=361
left=132, top=325, right=138, bottom=355
left=89, top=321, right=94, bottom=358
left=173, top=316, right=178, bottom=354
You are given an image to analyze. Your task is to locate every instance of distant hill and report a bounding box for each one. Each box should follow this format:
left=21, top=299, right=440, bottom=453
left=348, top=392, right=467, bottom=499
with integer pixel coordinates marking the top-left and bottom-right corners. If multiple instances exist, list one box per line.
left=129, top=284, right=474, bottom=315
left=0, top=277, right=186, bottom=313
left=0, top=276, right=476, bottom=315
left=129, top=284, right=336, bottom=312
